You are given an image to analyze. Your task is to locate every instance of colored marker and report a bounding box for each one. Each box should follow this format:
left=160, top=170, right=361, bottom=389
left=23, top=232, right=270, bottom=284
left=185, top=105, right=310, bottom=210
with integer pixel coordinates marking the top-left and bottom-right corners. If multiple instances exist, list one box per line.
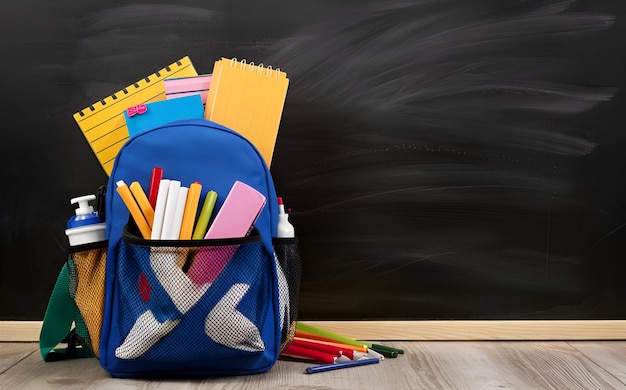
left=291, top=338, right=347, bottom=359
left=371, top=343, right=404, bottom=355
left=192, top=190, right=217, bottom=239
left=305, top=357, right=379, bottom=374
left=297, top=342, right=364, bottom=361
left=296, top=322, right=367, bottom=349
left=151, top=179, right=170, bottom=240
left=293, top=336, right=368, bottom=353
left=366, top=348, right=390, bottom=360
left=283, top=344, right=346, bottom=364
left=148, top=167, right=163, bottom=208
left=353, top=351, right=383, bottom=361
left=129, top=181, right=155, bottom=228
left=179, top=181, right=202, bottom=240
left=294, top=330, right=368, bottom=351
left=369, top=343, right=403, bottom=356
left=115, top=180, right=151, bottom=239
left=297, top=324, right=403, bottom=356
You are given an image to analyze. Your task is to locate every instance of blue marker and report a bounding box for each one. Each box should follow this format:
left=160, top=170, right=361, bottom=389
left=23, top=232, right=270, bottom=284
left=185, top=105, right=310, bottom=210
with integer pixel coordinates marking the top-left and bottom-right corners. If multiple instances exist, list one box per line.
left=305, top=357, right=380, bottom=374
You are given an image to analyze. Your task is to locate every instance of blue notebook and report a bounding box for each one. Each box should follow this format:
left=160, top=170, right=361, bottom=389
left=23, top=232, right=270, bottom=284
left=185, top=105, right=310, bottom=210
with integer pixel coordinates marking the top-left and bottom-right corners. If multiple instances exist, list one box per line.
left=124, top=94, right=204, bottom=137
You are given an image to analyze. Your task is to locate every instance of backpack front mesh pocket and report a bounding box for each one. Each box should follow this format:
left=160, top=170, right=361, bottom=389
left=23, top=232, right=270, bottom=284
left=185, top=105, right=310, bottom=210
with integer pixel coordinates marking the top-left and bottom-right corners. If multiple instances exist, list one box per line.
left=107, top=226, right=275, bottom=370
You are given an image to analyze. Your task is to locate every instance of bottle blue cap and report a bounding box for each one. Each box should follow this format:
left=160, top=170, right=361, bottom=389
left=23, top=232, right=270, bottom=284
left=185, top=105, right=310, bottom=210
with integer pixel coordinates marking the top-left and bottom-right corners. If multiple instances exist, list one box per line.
left=67, top=213, right=102, bottom=228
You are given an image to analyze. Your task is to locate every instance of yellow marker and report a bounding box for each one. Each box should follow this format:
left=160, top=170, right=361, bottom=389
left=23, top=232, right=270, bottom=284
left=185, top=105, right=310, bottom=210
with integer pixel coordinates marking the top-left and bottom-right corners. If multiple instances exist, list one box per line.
left=180, top=181, right=202, bottom=240
left=129, top=181, right=155, bottom=228
left=116, top=180, right=151, bottom=239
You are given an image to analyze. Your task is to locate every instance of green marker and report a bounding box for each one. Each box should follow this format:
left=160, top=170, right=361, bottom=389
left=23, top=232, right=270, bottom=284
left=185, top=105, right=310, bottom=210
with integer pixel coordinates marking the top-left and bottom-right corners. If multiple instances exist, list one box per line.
left=369, top=346, right=398, bottom=358
left=369, top=343, right=404, bottom=355
left=296, top=322, right=367, bottom=349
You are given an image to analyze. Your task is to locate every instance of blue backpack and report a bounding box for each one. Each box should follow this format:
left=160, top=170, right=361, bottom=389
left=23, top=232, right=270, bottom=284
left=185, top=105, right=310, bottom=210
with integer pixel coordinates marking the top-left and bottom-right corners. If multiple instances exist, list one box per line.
left=95, top=118, right=299, bottom=377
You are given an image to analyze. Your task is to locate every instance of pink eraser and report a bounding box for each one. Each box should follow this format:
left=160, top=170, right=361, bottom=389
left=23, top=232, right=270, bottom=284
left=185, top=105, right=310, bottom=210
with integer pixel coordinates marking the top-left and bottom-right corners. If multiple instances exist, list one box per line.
left=204, top=181, right=266, bottom=239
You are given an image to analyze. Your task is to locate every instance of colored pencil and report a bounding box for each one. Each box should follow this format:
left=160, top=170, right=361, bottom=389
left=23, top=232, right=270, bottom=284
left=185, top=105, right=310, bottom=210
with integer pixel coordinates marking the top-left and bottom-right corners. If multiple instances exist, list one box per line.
left=297, top=322, right=404, bottom=355
left=290, top=338, right=348, bottom=359
left=294, top=330, right=368, bottom=351
left=293, top=335, right=368, bottom=353
left=297, top=322, right=367, bottom=349
left=283, top=344, right=338, bottom=364
left=305, top=357, right=379, bottom=374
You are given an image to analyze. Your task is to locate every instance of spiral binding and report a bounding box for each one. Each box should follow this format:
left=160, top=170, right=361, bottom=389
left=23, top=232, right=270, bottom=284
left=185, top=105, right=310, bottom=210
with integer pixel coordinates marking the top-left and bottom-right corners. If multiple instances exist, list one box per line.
left=228, top=57, right=282, bottom=78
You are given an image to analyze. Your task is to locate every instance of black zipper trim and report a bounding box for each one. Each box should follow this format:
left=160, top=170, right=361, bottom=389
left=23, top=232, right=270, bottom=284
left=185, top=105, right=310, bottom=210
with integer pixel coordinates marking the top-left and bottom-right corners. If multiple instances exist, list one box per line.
left=272, top=236, right=298, bottom=246
left=122, top=225, right=262, bottom=247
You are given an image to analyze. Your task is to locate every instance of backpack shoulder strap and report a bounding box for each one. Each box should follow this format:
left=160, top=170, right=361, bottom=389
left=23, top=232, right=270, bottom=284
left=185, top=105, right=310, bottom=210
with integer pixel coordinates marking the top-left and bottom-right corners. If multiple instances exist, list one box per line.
left=39, top=262, right=94, bottom=361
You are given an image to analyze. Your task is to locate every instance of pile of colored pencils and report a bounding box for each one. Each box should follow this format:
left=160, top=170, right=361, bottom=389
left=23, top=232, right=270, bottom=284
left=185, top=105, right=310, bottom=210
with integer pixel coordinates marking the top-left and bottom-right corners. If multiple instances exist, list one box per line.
left=282, top=322, right=404, bottom=365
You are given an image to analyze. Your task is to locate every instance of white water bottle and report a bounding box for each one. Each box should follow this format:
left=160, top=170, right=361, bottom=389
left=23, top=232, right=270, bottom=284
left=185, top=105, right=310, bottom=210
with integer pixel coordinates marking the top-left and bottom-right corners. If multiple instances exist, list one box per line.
left=276, top=197, right=295, bottom=238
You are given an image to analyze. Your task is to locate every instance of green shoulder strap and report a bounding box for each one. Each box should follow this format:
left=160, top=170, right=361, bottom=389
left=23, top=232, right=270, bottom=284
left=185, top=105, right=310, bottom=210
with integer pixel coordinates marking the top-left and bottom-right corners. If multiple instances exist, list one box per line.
left=39, top=262, right=94, bottom=361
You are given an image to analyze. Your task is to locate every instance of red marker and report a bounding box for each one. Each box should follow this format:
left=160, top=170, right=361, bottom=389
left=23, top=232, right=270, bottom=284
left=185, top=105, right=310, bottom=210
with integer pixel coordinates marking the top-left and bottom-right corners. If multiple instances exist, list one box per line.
left=283, top=344, right=340, bottom=364
left=290, top=338, right=350, bottom=359
left=148, top=167, right=163, bottom=208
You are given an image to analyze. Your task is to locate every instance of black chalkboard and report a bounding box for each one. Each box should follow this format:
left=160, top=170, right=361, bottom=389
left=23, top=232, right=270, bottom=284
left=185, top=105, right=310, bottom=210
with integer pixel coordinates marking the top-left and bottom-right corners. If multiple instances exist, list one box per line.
left=2, top=0, right=625, bottom=321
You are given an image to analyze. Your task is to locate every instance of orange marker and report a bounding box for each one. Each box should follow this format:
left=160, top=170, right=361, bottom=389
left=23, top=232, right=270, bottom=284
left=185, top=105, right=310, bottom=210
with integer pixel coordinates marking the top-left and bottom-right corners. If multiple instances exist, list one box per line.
left=116, top=180, right=151, bottom=239
left=294, top=329, right=367, bottom=349
left=179, top=181, right=202, bottom=240
left=129, top=181, right=155, bottom=228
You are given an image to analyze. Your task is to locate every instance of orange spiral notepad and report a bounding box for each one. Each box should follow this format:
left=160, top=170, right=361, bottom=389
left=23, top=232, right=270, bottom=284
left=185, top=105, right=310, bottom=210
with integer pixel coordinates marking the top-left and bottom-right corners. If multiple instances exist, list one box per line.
left=205, top=58, right=289, bottom=167
left=73, top=57, right=198, bottom=175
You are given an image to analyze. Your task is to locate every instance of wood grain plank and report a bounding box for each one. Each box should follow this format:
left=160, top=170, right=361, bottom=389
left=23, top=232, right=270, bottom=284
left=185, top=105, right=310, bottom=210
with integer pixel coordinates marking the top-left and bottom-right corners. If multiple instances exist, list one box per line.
left=4, top=320, right=626, bottom=342
left=0, top=322, right=42, bottom=342
left=1, top=342, right=624, bottom=389
left=404, top=341, right=626, bottom=389
left=304, top=320, right=626, bottom=340
left=0, top=348, right=111, bottom=390
left=0, top=343, right=36, bottom=375
left=0, top=342, right=415, bottom=390
left=505, top=342, right=625, bottom=390
left=570, top=341, right=626, bottom=384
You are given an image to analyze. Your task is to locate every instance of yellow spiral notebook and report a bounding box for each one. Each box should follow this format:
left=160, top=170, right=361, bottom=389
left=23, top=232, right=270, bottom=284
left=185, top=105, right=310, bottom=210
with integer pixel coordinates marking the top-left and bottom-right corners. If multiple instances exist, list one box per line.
left=205, top=58, right=289, bottom=167
left=73, top=57, right=198, bottom=175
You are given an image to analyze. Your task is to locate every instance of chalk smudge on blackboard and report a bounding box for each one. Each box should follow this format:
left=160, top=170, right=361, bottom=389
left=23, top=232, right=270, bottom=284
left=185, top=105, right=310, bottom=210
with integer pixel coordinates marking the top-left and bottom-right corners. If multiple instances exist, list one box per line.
left=266, top=1, right=622, bottom=319
left=272, top=0, right=615, bottom=161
